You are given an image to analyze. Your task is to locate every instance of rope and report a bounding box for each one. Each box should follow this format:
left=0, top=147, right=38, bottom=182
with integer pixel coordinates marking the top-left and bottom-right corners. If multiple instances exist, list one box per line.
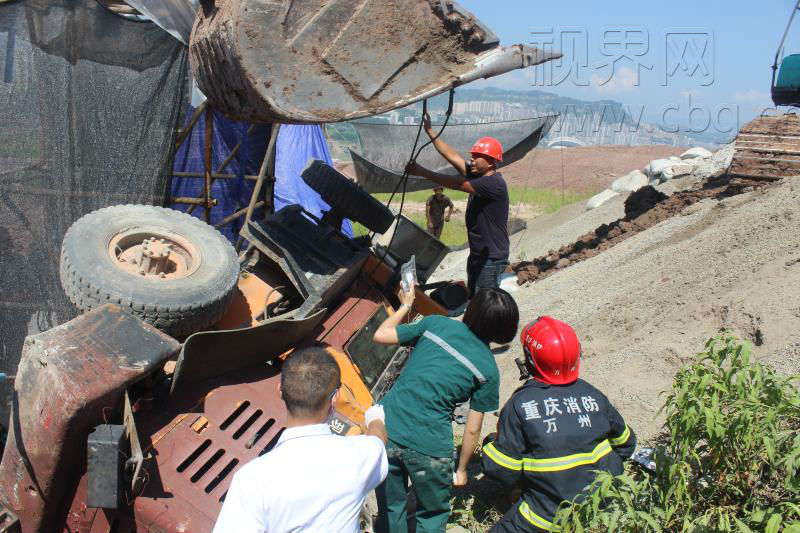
left=382, top=91, right=456, bottom=214
left=511, top=146, right=542, bottom=255
left=510, top=138, right=568, bottom=258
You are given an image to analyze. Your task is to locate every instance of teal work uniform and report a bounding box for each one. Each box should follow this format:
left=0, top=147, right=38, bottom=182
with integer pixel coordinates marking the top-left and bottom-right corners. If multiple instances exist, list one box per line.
left=377, top=315, right=500, bottom=533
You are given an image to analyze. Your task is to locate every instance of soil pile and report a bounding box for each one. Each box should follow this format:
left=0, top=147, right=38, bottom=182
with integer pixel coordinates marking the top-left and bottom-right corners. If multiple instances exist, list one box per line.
left=624, top=186, right=668, bottom=219
left=513, top=177, right=765, bottom=285
left=498, top=178, right=800, bottom=443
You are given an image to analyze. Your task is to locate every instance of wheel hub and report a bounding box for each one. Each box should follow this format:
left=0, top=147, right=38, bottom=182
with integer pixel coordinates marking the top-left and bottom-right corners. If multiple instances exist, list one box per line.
left=139, top=238, right=173, bottom=277
left=108, top=230, right=200, bottom=280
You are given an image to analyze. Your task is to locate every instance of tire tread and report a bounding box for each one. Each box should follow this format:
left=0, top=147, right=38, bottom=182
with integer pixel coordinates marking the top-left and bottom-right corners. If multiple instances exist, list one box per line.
left=59, top=205, right=238, bottom=338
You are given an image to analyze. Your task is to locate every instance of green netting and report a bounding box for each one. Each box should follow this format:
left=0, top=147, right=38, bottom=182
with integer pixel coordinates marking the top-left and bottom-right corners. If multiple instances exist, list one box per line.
left=0, top=0, right=188, bottom=424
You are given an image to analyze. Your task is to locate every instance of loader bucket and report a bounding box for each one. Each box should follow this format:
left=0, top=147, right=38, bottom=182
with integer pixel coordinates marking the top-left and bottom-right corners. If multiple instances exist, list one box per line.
left=190, top=0, right=561, bottom=123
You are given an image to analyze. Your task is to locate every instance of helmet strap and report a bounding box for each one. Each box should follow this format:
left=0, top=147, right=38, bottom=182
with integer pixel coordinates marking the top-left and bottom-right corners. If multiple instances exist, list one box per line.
left=520, top=346, right=539, bottom=381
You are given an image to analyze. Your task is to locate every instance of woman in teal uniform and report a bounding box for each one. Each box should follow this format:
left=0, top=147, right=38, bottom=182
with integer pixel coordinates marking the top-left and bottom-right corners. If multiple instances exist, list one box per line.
left=373, top=285, right=519, bottom=533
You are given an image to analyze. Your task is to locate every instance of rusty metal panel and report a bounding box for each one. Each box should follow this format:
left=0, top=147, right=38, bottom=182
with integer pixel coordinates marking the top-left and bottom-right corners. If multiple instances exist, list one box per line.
left=170, top=308, right=327, bottom=392
left=0, top=305, right=180, bottom=533
left=313, top=280, right=386, bottom=351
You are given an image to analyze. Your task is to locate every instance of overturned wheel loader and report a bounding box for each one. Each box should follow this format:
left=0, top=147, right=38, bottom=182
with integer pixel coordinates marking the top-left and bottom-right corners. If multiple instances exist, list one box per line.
left=0, top=161, right=468, bottom=533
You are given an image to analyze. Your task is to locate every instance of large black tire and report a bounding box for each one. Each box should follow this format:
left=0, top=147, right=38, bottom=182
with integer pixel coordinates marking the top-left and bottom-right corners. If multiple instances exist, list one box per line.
left=301, top=160, right=395, bottom=234
left=60, top=205, right=239, bottom=337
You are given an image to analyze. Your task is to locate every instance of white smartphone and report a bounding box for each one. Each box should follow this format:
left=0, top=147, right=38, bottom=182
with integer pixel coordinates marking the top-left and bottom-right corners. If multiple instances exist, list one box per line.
left=400, top=255, right=417, bottom=294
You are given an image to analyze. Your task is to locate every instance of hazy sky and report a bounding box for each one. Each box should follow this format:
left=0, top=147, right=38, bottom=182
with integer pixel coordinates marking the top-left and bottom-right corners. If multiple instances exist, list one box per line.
left=459, top=0, right=799, bottom=134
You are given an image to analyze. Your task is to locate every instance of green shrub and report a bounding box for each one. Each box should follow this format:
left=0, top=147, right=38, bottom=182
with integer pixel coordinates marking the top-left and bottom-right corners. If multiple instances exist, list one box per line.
left=554, top=334, right=800, bottom=533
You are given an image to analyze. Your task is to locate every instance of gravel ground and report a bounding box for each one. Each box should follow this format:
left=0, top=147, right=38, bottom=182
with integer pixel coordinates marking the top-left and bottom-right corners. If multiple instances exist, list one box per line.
left=434, top=177, right=800, bottom=444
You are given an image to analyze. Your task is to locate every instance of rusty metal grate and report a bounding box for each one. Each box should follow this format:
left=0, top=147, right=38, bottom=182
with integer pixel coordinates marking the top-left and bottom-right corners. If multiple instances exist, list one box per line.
left=177, top=439, right=212, bottom=473
left=135, top=362, right=290, bottom=532
left=220, top=401, right=251, bottom=430
left=191, top=449, right=225, bottom=483
left=206, top=458, right=239, bottom=494
left=175, top=401, right=287, bottom=503
left=233, top=409, right=263, bottom=439
left=246, top=418, right=275, bottom=449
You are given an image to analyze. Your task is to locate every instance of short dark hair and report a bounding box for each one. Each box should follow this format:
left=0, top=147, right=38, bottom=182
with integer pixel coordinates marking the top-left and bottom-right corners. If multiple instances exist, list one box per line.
left=281, top=347, right=341, bottom=417
left=463, top=288, right=519, bottom=345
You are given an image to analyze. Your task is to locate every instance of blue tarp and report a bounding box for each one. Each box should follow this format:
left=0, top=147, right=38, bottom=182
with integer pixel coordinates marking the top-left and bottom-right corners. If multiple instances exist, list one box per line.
left=171, top=108, right=351, bottom=240
left=171, top=108, right=270, bottom=241
left=274, top=125, right=352, bottom=237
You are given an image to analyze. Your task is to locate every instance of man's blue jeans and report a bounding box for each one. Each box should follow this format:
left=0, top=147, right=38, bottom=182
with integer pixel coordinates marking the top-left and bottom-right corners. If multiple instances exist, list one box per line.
left=466, top=254, right=509, bottom=297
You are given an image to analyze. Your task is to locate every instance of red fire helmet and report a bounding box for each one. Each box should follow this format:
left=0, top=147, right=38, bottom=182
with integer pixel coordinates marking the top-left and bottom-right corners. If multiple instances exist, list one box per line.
left=520, top=316, right=581, bottom=385
left=470, top=136, right=503, bottom=162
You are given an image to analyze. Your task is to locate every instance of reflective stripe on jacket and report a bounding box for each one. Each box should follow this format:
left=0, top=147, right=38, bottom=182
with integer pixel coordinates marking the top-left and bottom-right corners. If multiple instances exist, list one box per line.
left=482, top=378, right=636, bottom=532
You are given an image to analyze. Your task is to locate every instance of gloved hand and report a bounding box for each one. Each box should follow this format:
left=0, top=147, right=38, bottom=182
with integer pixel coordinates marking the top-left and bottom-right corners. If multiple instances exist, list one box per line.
left=364, top=404, right=385, bottom=427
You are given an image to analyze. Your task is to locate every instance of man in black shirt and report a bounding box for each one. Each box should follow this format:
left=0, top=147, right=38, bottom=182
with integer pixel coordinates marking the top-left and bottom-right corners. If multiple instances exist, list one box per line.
left=406, top=114, right=509, bottom=296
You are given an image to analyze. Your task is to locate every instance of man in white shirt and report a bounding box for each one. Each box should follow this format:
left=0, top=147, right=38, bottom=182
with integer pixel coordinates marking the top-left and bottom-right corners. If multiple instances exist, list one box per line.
left=213, top=347, right=389, bottom=533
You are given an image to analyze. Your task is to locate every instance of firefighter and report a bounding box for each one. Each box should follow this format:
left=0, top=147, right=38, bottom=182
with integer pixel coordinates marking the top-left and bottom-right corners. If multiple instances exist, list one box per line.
left=481, top=317, right=636, bottom=533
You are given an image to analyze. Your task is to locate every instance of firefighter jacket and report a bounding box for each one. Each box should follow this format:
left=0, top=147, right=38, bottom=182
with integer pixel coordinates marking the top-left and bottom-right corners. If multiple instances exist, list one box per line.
left=482, top=378, right=636, bottom=532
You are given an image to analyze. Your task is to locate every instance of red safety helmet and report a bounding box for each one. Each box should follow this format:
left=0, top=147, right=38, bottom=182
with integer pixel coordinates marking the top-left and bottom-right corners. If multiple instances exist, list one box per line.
left=520, top=316, right=581, bottom=385
left=470, top=136, right=503, bottom=162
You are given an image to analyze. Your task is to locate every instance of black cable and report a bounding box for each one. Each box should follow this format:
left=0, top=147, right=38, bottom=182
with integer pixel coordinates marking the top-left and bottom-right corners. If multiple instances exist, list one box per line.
left=384, top=89, right=456, bottom=213
left=370, top=89, right=455, bottom=259
left=319, top=91, right=457, bottom=342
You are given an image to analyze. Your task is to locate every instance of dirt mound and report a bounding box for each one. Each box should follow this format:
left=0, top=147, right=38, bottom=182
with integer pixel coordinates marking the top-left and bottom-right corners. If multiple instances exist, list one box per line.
left=513, top=177, right=764, bottom=285
left=624, top=185, right=668, bottom=219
